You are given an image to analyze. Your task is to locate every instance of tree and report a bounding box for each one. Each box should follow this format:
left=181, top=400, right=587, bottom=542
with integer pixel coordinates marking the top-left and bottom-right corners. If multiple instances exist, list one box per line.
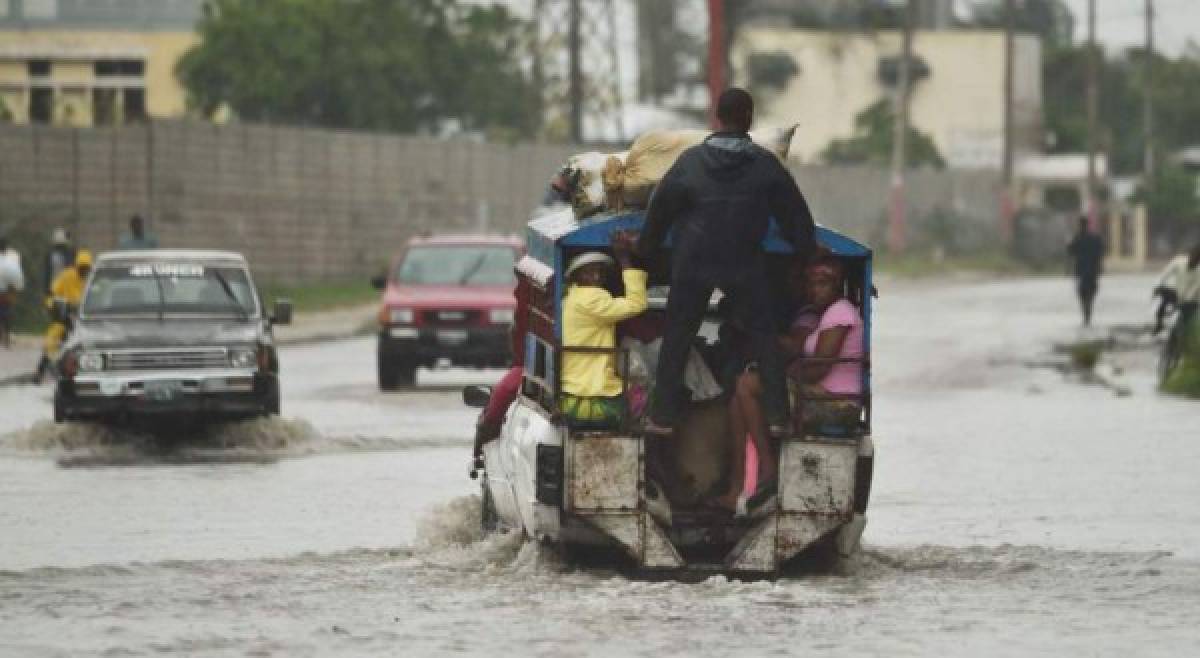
left=968, top=0, right=1074, bottom=50
left=821, top=99, right=945, bottom=168
left=176, top=0, right=539, bottom=138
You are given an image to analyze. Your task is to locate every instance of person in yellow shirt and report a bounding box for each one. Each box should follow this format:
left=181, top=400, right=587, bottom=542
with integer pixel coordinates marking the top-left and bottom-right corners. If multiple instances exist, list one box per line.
left=34, top=249, right=92, bottom=383
left=559, top=231, right=647, bottom=428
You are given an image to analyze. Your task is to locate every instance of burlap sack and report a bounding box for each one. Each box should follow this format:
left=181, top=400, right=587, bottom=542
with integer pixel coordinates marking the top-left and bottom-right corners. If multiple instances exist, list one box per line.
left=609, top=125, right=798, bottom=208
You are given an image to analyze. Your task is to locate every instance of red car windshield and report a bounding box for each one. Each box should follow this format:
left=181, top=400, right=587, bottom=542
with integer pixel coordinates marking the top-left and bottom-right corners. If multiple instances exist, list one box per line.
left=395, top=245, right=516, bottom=286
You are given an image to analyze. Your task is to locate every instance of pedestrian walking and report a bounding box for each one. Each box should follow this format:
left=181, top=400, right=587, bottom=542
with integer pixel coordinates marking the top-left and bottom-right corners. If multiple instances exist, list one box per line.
left=43, top=228, right=75, bottom=296
left=1067, top=216, right=1105, bottom=326
left=635, top=88, right=818, bottom=437
left=0, top=235, right=26, bottom=348
left=117, top=214, right=159, bottom=250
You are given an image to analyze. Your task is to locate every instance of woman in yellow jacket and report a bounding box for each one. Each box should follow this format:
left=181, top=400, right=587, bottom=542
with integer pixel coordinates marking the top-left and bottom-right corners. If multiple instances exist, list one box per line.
left=34, top=249, right=92, bottom=383
left=559, top=231, right=647, bottom=427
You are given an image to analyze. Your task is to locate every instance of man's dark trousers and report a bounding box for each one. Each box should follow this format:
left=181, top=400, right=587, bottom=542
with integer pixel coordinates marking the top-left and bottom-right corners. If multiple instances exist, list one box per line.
left=652, top=260, right=786, bottom=427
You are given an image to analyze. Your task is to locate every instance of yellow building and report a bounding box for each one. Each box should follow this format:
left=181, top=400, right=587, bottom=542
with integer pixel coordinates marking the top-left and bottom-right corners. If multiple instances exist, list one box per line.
left=0, top=0, right=201, bottom=126
left=734, top=28, right=1043, bottom=170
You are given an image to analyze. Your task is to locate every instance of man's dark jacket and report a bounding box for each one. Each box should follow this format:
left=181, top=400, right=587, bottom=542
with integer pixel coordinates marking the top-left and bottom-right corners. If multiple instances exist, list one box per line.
left=635, top=132, right=816, bottom=276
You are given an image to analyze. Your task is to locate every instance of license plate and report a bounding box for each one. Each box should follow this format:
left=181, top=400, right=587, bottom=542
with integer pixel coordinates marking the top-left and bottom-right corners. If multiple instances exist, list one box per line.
left=436, top=329, right=468, bottom=346
left=144, top=380, right=182, bottom=402
left=438, top=311, right=467, bottom=322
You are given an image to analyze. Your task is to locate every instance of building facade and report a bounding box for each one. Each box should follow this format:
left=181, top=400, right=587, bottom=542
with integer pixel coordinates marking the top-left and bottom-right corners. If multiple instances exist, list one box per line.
left=0, top=0, right=203, bottom=126
left=734, top=28, right=1042, bottom=170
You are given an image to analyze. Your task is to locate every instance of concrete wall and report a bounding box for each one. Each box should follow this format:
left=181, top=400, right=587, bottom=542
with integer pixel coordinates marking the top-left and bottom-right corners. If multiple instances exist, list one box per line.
left=0, top=121, right=1004, bottom=284
left=0, top=121, right=576, bottom=282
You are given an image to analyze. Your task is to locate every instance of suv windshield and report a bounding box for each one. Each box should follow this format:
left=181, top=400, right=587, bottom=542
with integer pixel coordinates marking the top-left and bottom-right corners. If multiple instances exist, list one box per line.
left=82, top=263, right=258, bottom=316
left=395, top=245, right=516, bottom=286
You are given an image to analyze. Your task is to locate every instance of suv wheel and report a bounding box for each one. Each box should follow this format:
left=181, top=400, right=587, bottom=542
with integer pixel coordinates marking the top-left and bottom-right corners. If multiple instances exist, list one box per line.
left=264, top=381, right=281, bottom=416
left=378, top=356, right=399, bottom=391
left=378, top=357, right=417, bottom=391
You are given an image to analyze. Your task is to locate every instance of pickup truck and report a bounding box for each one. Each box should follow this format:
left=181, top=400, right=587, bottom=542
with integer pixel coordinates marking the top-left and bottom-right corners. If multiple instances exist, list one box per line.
left=53, top=250, right=291, bottom=424
left=372, top=234, right=522, bottom=390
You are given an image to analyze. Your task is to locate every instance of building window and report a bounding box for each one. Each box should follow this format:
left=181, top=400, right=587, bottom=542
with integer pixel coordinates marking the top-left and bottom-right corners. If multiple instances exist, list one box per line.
left=124, top=89, right=146, bottom=122
left=95, top=59, right=145, bottom=77
left=93, top=89, right=118, bottom=125
left=27, top=60, right=52, bottom=77
left=29, top=88, right=53, bottom=123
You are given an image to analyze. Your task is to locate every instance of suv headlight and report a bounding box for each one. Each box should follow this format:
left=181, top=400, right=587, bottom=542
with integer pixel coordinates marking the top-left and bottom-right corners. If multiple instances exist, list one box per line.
left=77, top=351, right=104, bottom=372
left=229, top=347, right=257, bottom=368
left=488, top=308, right=514, bottom=325
left=389, top=308, right=414, bottom=324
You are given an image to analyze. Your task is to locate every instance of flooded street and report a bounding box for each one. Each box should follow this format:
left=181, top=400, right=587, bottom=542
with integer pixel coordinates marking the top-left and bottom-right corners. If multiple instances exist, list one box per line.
left=2, top=274, right=1198, bottom=656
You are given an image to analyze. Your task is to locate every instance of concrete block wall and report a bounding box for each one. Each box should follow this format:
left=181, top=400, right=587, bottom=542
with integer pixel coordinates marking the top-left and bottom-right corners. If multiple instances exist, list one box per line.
left=1, top=121, right=1004, bottom=284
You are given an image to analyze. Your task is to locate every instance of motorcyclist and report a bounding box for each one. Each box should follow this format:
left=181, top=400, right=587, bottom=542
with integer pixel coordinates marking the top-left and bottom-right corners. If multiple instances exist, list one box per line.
left=33, top=249, right=92, bottom=384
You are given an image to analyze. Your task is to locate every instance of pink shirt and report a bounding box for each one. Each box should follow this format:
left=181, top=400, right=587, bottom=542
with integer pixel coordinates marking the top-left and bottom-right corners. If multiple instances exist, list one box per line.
left=802, top=299, right=864, bottom=395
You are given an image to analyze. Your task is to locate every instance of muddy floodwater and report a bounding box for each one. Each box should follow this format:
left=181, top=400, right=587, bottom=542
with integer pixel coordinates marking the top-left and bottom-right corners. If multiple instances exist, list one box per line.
left=1, top=274, right=1198, bottom=656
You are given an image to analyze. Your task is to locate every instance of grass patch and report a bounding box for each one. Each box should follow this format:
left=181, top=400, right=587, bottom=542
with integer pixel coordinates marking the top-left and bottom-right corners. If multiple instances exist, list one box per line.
left=258, top=279, right=379, bottom=314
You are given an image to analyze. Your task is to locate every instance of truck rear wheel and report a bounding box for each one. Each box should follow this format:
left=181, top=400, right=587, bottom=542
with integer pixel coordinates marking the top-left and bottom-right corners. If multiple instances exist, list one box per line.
left=480, top=477, right=498, bottom=534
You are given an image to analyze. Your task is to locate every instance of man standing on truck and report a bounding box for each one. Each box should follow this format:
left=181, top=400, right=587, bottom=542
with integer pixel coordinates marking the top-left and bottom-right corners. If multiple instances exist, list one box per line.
left=636, top=88, right=817, bottom=437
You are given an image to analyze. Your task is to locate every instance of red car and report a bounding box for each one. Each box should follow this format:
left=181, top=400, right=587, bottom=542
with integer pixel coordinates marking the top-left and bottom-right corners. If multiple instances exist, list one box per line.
left=372, top=234, right=523, bottom=389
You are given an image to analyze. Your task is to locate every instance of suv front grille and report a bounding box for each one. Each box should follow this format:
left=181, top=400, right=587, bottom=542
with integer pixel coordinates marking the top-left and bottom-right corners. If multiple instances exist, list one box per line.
left=422, top=310, right=479, bottom=326
left=107, top=348, right=229, bottom=371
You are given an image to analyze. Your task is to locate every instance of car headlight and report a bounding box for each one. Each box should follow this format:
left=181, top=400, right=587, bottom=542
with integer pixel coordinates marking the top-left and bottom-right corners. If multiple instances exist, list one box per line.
left=389, top=308, right=414, bottom=324
left=488, top=308, right=514, bottom=325
left=229, top=347, right=257, bottom=368
left=77, top=351, right=104, bottom=372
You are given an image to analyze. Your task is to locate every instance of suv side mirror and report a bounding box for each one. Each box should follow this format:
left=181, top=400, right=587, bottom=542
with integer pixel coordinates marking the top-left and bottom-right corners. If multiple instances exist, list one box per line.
left=271, top=299, right=293, bottom=326
left=370, top=273, right=387, bottom=290
left=52, top=298, right=71, bottom=323
left=462, top=385, right=493, bottom=408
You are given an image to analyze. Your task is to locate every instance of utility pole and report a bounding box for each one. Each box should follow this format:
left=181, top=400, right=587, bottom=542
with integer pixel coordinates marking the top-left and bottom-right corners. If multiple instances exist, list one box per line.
left=706, top=0, right=726, bottom=129
left=532, top=0, right=546, bottom=142
left=888, top=0, right=916, bottom=253
left=568, top=0, right=583, bottom=143
left=1143, top=0, right=1155, bottom=185
left=1085, top=0, right=1098, bottom=228
left=1001, top=0, right=1015, bottom=242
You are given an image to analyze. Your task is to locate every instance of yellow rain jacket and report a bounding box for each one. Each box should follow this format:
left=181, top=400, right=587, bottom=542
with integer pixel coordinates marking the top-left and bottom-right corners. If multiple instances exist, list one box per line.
left=560, top=269, right=648, bottom=397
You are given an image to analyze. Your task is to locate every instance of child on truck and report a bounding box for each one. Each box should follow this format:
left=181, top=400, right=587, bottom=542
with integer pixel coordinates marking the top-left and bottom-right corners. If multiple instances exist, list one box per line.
left=559, top=230, right=647, bottom=428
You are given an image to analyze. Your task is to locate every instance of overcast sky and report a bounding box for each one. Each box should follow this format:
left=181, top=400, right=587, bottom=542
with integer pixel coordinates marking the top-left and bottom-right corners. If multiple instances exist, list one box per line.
left=1060, top=0, right=1200, bottom=56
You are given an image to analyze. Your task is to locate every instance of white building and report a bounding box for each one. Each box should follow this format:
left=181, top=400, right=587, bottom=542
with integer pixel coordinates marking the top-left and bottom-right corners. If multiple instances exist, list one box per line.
left=733, top=28, right=1043, bottom=169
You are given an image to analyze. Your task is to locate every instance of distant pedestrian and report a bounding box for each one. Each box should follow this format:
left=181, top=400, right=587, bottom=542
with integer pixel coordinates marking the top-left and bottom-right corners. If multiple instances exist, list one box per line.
left=1067, top=216, right=1105, bottom=326
left=117, top=214, right=159, bottom=250
left=0, top=235, right=26, bottom=348
left=44, top=228, right=75, bottom=296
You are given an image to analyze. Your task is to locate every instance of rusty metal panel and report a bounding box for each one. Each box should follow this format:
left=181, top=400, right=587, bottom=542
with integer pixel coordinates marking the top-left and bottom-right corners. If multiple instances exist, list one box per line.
left=584, top=514, right=641, bottom=560
left=779, top=440, right=857, bottom=515
left=725, top=515, right=778, bottom=573
left=643, top=518, right=684, bottom=569
left=568, top=436, right=641, bottom=512
left=776, top=514, right=844, bottom=565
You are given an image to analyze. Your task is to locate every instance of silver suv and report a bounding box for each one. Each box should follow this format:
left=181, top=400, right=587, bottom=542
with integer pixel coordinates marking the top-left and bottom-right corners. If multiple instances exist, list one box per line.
left=53, top=250, right=291, bottom=424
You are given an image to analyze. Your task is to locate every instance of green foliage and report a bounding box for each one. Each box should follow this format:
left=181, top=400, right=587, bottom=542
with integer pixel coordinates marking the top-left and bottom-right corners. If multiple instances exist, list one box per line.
left=1135, top=163, right=1200, bottom=228
left=746, top=52, right=799, bottom=93
left=177, top=0, right=539, bottom=138
left=1043, top=46, right=1200, bottom=176
left=820, top=99, right=945, bottom=169
left=969, top=0, right=1075, bottom=49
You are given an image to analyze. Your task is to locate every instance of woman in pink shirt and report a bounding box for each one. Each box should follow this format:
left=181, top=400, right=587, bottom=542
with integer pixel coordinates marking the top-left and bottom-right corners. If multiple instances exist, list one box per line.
left=790, top=258, right=864, bottom=430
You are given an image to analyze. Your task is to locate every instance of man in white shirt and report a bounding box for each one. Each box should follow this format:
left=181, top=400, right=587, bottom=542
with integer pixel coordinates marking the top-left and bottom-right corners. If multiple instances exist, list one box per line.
left=1153, top=243, right=1200, bottom=335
